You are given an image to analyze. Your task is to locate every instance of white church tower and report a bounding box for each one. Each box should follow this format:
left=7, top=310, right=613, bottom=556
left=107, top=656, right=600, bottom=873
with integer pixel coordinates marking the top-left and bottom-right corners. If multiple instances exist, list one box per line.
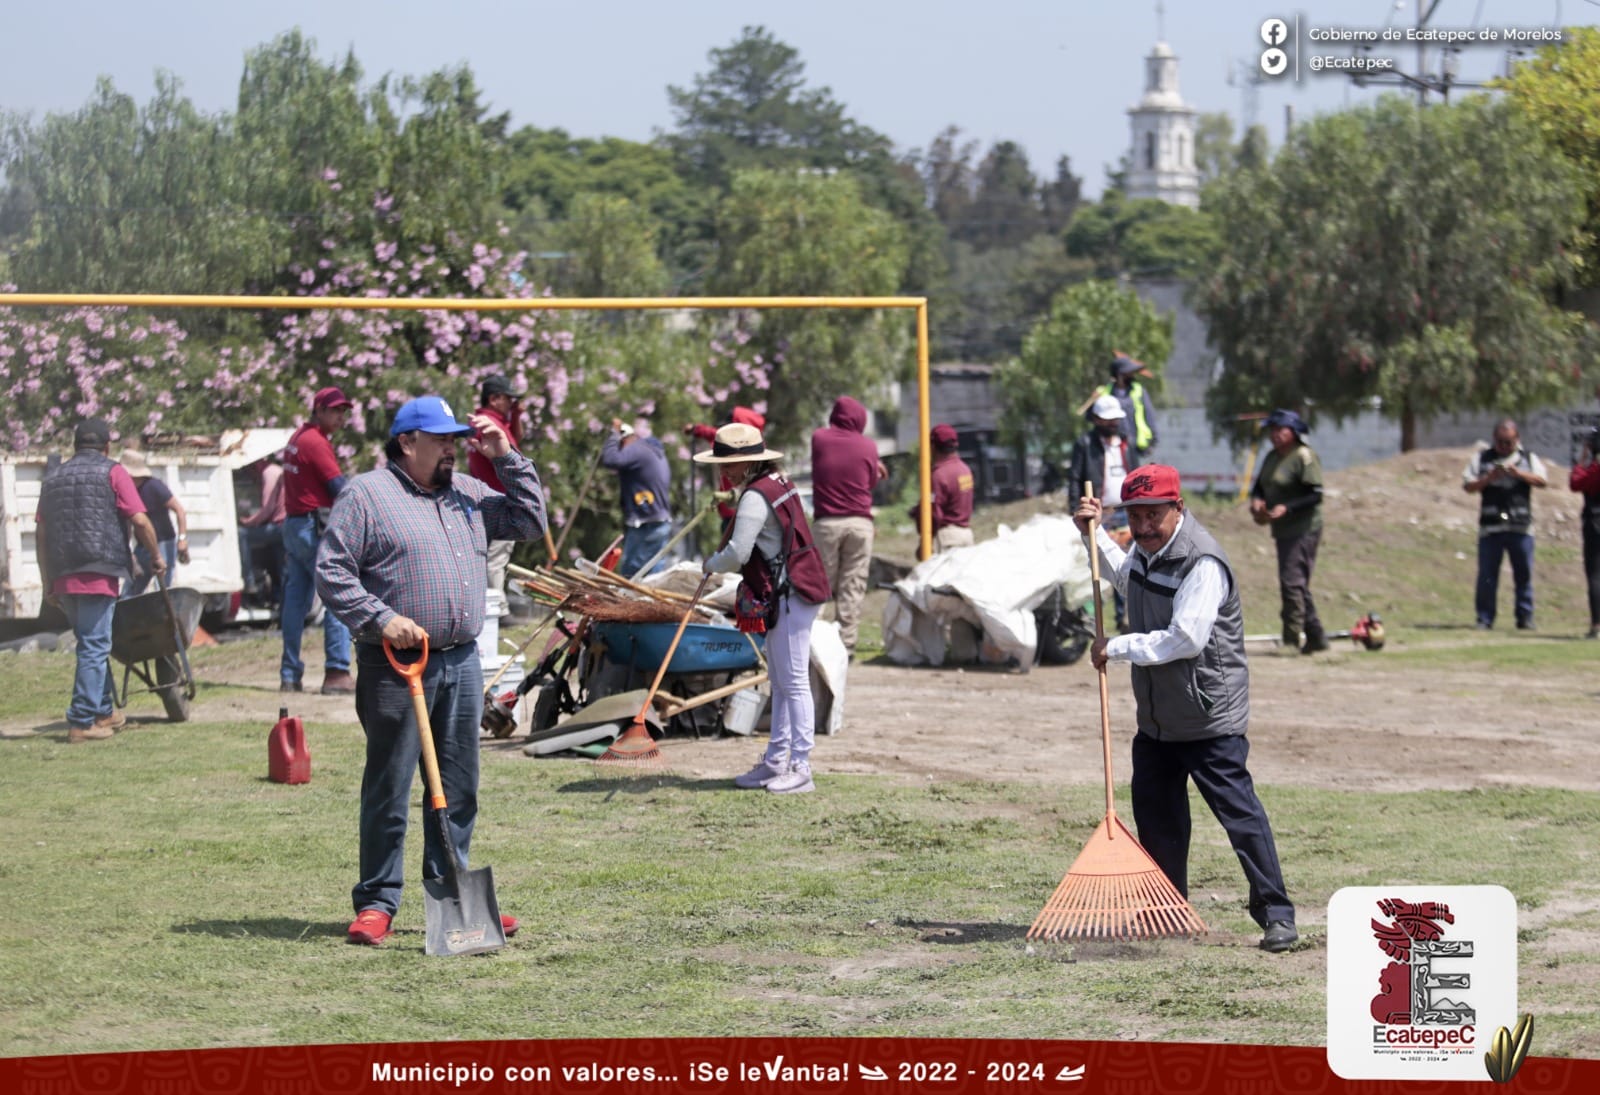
left=1124, top=31, right=1201, bottom=209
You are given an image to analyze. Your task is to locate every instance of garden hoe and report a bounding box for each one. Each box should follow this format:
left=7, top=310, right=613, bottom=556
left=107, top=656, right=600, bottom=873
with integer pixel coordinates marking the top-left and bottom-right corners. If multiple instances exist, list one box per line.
left=384, top=637, right=506, bottom=957
left=1027, top=485, right=1208, bottom=943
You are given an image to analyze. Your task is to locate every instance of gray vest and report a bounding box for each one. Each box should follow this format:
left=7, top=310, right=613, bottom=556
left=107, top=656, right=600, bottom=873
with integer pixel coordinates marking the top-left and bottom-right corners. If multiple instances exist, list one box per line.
left=1126, top=514, right=1250, bottom=742
left=39, top=450, right=133, bottom=583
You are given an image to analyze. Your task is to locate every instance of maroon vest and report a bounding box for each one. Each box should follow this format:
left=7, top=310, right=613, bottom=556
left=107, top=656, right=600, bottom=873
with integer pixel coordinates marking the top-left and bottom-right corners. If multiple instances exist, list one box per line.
left=734, top=472, right=832, bottom=632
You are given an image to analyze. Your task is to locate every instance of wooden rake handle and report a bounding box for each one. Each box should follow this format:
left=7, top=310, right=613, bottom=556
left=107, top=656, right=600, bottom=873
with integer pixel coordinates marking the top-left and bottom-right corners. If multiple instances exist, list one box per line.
left=632, top=571, right=715, bottom=725
left=1083, top=481, right=1118, bottom=826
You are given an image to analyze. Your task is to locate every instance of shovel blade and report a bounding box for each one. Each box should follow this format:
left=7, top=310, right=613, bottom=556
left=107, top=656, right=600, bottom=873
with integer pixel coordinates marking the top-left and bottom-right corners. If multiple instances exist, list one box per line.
left=422, top=865, right=506, bottom=957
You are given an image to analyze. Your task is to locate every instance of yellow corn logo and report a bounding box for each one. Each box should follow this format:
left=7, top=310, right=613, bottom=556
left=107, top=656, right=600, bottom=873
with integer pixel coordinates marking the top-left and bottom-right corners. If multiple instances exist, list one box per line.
left=957, top=474, right=974, bottom=492
left=1483, top=1013, right=1534, bottom=1083
left=632, top=490, right=656, bottom=507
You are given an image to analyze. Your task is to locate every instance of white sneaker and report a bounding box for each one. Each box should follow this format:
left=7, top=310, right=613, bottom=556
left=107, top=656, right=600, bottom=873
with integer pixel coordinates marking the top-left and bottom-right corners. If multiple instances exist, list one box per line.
left=766, top=765, right=814, bottom=794
left=733, top=759, right=787, bottom=789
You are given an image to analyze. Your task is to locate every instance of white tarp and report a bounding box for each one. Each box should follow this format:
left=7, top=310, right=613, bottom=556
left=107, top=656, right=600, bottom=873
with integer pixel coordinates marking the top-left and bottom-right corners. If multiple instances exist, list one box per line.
left=882, top=514, right=1103, bottom=668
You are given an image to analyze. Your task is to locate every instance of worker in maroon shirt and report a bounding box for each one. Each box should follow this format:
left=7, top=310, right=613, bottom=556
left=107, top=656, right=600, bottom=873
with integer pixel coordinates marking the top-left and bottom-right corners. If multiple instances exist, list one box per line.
left=466, top=374, right=524, bottom=594
left=926, top=423, right=975, bottom=553
left=281, top=387, right=354, bottom=695
left=810, top=396, right=887, bottom=655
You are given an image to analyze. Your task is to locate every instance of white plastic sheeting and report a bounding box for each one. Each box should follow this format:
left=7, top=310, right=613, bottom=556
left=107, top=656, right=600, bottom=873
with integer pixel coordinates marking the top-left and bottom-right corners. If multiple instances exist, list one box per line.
left=882, top=514, right=1102, bottom=668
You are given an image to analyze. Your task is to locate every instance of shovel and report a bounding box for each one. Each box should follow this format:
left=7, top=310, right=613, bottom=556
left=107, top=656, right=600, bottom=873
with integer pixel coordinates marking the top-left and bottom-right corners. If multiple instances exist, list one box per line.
left=383, top=637, right=507, bottom=957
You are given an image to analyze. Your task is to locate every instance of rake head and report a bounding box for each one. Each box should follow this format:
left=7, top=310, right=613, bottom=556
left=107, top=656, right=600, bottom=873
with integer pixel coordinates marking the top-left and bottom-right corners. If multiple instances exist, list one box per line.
left=1027, top=814, right=1208, bottom=942
left=592, top=717, right=666, bottom=772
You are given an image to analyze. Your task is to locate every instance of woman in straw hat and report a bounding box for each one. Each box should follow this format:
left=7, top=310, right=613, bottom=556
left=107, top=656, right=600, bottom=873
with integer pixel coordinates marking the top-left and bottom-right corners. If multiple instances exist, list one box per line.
left=697, top=422, right=833, bottom=794
left=120, top=449, right=190, bottom=597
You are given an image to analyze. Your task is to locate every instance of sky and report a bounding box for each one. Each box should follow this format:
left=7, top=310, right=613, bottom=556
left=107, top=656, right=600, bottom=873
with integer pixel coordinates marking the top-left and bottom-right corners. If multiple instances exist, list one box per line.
left=2, top=0, right=1593, bottom=198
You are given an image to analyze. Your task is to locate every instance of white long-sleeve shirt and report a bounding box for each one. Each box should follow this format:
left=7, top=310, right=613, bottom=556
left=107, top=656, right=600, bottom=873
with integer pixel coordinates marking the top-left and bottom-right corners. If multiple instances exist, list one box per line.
left=705, top=488, right=783, bottom=573
left=1090, top=514, right=1226, bottom=666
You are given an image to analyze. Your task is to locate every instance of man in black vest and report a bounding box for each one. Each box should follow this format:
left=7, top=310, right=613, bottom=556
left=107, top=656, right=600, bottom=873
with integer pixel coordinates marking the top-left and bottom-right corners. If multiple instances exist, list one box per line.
left=1075, top=465, right=1297, bottom=953
left=1463, top=418, right=1547, bottom=630
left=35, top=418, right=165, bottom=742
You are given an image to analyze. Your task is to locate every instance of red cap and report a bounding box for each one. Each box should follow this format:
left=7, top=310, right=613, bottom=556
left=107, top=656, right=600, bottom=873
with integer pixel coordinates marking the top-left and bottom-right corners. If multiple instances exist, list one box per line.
left=313, top=386, right=353, bottom=410
left=931, top=423, right=959, bottom=449
left=1117, top=464, right=1182, bottom=506
left=730, top=406, right=767, bottom=431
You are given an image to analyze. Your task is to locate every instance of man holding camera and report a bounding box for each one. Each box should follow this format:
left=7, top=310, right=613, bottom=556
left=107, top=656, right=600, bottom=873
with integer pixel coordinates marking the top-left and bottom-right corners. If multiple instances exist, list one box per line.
left=1463, top=418, right=1547, bottom=630
left=1570, top=426, right=1600, bottom=640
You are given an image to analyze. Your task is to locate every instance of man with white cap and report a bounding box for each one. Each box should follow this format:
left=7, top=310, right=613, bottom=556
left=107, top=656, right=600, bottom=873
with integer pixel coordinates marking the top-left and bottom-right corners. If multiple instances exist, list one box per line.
left=1068, top=394, right=1140, bottom=628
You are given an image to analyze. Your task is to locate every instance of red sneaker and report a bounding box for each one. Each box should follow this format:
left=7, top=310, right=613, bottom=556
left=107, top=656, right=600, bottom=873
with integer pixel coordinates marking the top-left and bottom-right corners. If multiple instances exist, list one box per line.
left=500, top=914, right=519, bottom=938
left=347, top=908, right=393, bottom=946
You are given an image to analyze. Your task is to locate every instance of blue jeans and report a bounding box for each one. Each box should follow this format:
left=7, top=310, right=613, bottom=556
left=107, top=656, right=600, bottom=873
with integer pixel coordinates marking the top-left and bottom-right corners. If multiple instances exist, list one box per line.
left=124, top=539, right=178, bottom=599
left=59, top=593, right=118, bottom=727
left=280, top=514, right=351, bottom=685
left=621, top=520, right=672, bottom=578
left=1475, top=531, right=1535, bottom=627
left=351, top=642, right=484, bottom=916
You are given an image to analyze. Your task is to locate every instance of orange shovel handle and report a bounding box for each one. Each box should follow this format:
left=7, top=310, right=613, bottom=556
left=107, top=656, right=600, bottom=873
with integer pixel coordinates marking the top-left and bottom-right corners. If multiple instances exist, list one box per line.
left=383, top=636, right=446, bottom=811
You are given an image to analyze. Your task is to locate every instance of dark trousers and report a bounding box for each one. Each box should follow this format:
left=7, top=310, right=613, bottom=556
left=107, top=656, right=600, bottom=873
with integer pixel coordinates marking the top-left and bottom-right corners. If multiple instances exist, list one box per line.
left=1584, top=521, right=1600, bottom=627
left=1274, top=529, right=1322, bottom=641
left=351, top=642, right=484, bottom=917
left=1475, top=531, right=1535, bottom=627
left=1131, top=731, right=1295, bottom=928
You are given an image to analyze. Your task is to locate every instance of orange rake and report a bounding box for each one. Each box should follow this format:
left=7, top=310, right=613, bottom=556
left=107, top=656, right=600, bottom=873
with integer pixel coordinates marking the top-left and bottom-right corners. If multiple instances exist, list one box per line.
left=593, top=571, right=715, bottom=772
left=1027, top=485, right=1207, bottom=943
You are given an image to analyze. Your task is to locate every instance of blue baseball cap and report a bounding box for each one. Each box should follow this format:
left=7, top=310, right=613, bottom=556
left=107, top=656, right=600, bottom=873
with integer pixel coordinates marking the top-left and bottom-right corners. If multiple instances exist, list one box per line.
left=389, top=395, right=474, bottom=438
left=1264, top=408, right=1309, bottom=436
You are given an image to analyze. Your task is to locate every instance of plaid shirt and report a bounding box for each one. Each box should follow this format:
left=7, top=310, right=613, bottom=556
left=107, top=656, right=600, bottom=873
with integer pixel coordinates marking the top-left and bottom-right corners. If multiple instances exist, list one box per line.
left=315, top=452, right=545, bottom=648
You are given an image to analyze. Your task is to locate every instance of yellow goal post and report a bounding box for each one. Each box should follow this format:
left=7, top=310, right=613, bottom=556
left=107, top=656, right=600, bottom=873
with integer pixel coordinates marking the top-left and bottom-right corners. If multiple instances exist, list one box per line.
left=4, top=293, right=937, bottom=558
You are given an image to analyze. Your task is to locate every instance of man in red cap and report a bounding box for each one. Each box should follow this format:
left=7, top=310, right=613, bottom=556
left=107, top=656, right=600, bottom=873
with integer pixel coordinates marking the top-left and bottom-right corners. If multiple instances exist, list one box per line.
left=467, top=375, right=524, bottom=594
left=1074, top=465, right=1298, bottom=954
left=925, top=423, right=974, bottom=553
left=281, top=387, right=355, bottom=694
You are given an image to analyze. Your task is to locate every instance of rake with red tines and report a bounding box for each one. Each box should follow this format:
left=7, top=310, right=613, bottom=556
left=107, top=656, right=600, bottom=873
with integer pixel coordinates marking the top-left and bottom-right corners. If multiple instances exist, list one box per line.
left=593, top=571, right=716, bottom=772
left=1027, top=485, right=1208, bottom=943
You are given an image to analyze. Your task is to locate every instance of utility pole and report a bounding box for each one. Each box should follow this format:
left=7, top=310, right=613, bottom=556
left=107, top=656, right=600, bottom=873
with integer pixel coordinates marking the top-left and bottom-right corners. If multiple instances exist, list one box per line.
left=1348, top=0, right=1490, bottom=104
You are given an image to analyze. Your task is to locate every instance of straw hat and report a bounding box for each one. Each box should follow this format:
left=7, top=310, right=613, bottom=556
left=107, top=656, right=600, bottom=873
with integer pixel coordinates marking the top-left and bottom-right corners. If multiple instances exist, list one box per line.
left=692, top=422, right=784, bottom=464
left=120, top=449, right=151, bottom=477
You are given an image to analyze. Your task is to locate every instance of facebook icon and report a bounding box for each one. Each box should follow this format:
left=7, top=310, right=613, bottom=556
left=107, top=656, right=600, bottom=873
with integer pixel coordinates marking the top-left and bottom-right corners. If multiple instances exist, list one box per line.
left=1261, top=18, right=1289, bottom=47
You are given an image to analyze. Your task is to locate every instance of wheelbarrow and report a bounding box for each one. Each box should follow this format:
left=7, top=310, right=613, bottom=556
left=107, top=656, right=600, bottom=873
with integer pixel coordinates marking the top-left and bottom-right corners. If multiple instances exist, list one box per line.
left=111, top=575, right=202, bottom=722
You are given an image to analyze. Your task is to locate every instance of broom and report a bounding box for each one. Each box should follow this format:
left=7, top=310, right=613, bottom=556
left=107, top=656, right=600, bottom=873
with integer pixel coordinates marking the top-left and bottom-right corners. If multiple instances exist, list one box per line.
left=592, top=571, right=716, bottom=771
left=1027, top=486, right=1208, bottom=942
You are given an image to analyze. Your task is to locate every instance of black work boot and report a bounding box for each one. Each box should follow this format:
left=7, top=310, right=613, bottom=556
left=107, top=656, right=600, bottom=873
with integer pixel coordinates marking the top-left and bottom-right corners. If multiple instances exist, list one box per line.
left=1301, top=622, right=1330, bottom=654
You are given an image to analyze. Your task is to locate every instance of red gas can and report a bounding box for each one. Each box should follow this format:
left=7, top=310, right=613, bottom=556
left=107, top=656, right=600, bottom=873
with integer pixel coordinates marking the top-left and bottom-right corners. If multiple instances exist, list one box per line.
left=268, top=707, right=311, bottom=784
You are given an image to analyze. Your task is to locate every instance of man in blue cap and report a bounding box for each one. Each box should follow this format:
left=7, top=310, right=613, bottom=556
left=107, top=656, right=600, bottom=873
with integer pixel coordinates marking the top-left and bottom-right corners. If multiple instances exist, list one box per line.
left=315, top=395, right=546, bottom=947
left=1249, top=409, right=1327, bottom=653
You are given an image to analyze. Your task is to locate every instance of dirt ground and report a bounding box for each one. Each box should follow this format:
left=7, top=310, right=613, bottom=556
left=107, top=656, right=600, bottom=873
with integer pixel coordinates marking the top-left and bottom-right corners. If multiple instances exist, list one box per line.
left=16, top=625, right=1591, bottom=797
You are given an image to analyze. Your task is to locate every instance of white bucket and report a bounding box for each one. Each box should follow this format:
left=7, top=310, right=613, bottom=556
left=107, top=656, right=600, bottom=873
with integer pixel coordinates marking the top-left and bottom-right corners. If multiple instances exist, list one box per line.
left=478, top=590, right=506, bottom=661
left=722, top=685, right=768, bottom=736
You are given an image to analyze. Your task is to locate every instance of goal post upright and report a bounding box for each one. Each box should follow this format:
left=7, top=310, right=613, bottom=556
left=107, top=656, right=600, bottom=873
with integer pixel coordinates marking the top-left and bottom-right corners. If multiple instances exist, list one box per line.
left=3, top=292, right=936, bottom=558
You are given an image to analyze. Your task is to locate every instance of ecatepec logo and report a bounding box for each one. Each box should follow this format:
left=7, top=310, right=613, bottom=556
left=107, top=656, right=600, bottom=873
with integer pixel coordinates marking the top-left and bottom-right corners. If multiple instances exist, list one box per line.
left=1328, top=886, right=1519, bottom=1081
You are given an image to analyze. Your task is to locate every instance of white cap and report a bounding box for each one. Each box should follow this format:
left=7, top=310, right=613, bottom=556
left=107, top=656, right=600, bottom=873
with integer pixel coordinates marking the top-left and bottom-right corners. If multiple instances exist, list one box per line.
left=1090, top=394, right=1126, bottom=421
left=618, top=423, right=635, bottom=437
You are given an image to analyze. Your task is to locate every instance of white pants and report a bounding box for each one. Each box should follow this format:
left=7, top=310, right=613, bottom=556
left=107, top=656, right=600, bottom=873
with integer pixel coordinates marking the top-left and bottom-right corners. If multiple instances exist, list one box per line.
left=762, top=596, right=821, bottom=772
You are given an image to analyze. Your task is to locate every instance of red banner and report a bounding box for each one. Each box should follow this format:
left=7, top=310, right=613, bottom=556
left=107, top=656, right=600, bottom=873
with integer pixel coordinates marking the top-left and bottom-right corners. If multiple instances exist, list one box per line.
left=0, top=1039, right=1591, bottom=1094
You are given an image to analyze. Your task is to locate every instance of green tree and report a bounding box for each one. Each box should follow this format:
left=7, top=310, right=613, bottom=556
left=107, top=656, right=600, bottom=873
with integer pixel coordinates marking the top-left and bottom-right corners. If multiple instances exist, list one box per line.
left=1496, top=27, right=1600, bottom=283
left=955, top=140, right=1043, bottom=251
left=549, top=193, right=669, bottom=297
left=1065, top=190, right=1219, bottom=278
left=1193, top=112, right=1237, bottom=183
left=665, top=26, right=891, bottom=190
left=710, top=169, right=908, bottom=446
left=994, top=279, right=1172, bottom=467
left=1197, top=95, right=1591, bottom=450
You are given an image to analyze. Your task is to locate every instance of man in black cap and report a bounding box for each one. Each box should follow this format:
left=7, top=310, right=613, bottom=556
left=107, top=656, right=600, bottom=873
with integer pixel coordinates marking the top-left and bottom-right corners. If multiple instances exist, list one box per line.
left=35, top=418, right=165, bottom=742
left=1095, top=353, right=1159, bottom=458
left=1250, top=409, right=1327, bottom=653
left=467, top=374, right=525, bottom=594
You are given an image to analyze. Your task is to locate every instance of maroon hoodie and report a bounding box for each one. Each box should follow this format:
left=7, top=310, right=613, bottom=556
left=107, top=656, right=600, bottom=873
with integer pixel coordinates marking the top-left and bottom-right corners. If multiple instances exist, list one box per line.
left=810, top=396, right=881, bottom=519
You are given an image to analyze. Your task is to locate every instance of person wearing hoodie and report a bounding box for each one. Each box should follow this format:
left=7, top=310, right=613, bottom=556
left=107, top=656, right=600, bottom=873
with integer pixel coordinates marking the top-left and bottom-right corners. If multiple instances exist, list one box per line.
left=810, top=396, right=886, bottom=656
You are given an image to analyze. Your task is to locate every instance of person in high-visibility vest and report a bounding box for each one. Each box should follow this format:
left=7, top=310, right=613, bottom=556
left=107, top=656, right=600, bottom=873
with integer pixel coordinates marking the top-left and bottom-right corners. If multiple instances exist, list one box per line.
left=1097, top=353, right=1159, bottom=458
